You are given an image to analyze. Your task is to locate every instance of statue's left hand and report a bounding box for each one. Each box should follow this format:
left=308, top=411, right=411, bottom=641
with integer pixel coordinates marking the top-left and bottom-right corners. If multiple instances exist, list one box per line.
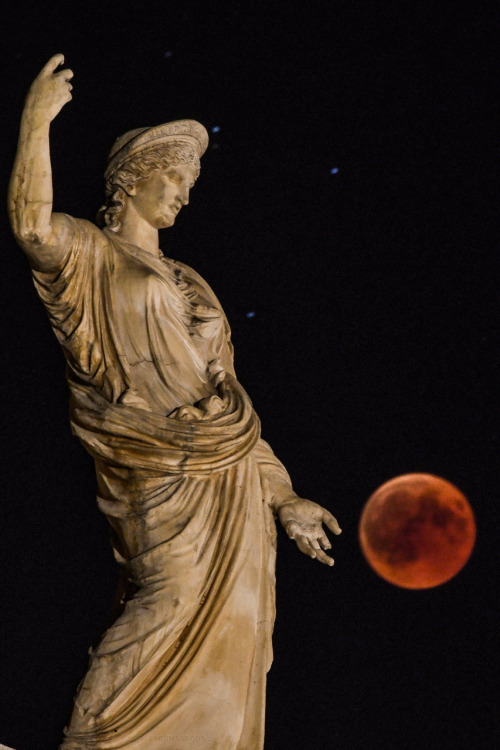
left=278, top=497, right=341, bottom=566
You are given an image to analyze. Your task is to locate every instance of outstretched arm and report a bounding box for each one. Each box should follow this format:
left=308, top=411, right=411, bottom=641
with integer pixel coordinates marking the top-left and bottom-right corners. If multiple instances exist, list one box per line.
left=8, top=54, right=74, bottom=270
left=256, top=438, right=342, bottom=566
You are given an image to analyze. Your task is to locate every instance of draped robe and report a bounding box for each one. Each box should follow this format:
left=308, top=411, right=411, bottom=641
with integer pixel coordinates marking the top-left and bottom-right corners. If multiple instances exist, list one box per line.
left=30, top=215, right=294, bottom=750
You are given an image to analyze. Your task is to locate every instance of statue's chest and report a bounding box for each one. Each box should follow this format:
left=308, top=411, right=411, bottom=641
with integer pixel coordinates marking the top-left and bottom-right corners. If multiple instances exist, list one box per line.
left=109, top=254, right=181, bottom=322
left=109, top=254, right=223, bottom=361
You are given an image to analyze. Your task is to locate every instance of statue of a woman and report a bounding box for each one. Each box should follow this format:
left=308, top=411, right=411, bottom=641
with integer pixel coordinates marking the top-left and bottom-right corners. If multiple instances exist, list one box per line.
left=9, top=55, right=341, bottom=750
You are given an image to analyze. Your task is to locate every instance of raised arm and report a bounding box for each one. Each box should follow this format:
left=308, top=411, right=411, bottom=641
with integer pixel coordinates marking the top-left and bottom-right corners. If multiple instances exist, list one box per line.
left=8, top=54, right=74, bottom=270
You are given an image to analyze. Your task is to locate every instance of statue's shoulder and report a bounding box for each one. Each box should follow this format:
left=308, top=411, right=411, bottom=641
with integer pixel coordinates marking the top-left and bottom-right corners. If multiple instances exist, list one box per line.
left=172, top=258, right=229, bottom=327
left=173, top=259, right=212, bottom=292
left=56, top=213, right=109, bottom=247
left=177, top=259, right=219, bottom=297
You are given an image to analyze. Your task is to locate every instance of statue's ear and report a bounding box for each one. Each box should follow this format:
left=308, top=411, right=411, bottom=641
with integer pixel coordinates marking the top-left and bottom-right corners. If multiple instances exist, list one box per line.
left=124, top=184, right=137, bottom=197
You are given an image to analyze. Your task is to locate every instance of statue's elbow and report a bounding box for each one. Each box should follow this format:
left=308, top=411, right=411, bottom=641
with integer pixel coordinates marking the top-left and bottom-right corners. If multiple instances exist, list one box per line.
left=8, top=200, right=52, bottom=250
left=12, top=221, right=51, bottom=251
left=17, top=229, right=43, bottom=249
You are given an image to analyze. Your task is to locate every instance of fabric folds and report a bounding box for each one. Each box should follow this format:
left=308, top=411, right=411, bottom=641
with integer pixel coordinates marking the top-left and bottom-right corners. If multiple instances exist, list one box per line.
left=27, top=215, right=293, bottom=750
left=70, top=374, right=261, bottom=475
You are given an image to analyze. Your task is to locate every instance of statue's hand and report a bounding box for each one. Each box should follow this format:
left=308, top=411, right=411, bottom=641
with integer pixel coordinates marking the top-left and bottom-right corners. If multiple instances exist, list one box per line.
left=25, top=54, right=73, bottom=125
left=278, top=496, right=341, bottom=567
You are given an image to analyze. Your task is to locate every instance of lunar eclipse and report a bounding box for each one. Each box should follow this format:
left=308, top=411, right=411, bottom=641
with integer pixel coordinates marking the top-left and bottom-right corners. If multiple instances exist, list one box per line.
left=359, top=473, right=476, bottom=589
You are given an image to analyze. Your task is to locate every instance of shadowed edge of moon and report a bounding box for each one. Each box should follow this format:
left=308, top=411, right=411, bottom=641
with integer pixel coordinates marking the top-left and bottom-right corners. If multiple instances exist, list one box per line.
left=359, top=474, right=476, bottom=589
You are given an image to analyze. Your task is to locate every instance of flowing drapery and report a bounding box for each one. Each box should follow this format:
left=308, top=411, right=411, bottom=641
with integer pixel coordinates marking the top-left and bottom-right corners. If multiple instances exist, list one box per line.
left=29, top=215, right=293, bottom=749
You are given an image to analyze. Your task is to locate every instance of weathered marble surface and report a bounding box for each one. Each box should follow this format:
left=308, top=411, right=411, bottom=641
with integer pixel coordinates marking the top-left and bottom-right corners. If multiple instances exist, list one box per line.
left=8, top=55, right=341, bottom=749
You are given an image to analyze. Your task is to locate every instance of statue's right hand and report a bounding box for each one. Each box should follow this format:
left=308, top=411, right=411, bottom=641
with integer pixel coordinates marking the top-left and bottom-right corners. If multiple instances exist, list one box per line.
left=25, top=54, right=73, bottom=125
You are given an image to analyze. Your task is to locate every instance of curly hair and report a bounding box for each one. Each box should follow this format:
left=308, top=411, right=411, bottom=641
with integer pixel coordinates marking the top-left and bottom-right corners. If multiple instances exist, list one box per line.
left=97, top=142, right=200, bottom=232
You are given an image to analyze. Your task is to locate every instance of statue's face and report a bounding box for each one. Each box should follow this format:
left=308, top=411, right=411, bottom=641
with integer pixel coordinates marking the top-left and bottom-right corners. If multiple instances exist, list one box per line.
left=127, top=163, right=198, bottom=229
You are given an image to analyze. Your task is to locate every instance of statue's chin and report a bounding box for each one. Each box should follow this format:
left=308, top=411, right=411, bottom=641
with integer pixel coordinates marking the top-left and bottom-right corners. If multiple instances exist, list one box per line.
left=155, top=213, right=175, bottom=229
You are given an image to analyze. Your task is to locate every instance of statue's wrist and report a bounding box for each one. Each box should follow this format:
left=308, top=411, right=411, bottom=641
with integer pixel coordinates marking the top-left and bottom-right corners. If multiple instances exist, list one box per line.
left=21, top=102, right=51, bottom=132
left=273, top=491, right=300, bottom=512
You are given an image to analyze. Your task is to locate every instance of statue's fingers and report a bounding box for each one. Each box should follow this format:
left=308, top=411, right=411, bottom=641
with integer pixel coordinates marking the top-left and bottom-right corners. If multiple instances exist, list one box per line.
left=315, top=548, right=334, bottom=567
left=56, top=68, right=74, bottom=81
left=285, top=521, right=301, bottom=540
left=322, top=510, right=342, bottom=535
left=309, top=537, right=321, bottom=551
left=318, top=532, right=332, bottom=550
left=295, top=535, right=317, bottom=559
left=40, top=54, right=65, bottom=76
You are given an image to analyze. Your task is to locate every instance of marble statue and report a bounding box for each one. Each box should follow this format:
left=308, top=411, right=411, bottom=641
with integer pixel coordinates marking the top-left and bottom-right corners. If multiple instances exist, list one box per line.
left=8, top=55, right=342, bottom=750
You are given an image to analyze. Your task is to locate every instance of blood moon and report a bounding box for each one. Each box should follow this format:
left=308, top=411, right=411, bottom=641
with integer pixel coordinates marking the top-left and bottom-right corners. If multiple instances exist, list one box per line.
left=359, top=474, right=476, bottom=589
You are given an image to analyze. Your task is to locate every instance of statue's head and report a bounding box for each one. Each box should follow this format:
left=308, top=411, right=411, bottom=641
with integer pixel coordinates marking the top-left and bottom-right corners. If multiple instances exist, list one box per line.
left=97, top=120, right=209, bottom=232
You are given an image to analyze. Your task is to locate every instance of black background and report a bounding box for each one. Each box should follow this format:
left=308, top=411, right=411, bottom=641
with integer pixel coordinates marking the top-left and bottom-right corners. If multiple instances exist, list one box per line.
left=1, top=2, right=498, bottom=748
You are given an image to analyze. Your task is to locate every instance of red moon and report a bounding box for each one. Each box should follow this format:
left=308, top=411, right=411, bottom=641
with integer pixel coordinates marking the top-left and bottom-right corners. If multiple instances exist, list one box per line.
left=359, top=473, right=476, bottom=589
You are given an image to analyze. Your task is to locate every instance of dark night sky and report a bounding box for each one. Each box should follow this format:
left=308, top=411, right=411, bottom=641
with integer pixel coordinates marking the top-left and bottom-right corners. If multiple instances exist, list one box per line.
left=1, top=2, right=498, bottom=748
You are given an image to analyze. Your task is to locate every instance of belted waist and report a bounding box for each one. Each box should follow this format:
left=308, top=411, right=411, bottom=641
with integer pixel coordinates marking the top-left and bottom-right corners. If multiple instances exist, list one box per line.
left=69, top=374, right=261, bottom=474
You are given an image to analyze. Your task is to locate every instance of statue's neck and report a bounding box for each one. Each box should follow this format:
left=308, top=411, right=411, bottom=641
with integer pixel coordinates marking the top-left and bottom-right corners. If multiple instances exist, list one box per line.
left=116, top=208, right=160, bottom=257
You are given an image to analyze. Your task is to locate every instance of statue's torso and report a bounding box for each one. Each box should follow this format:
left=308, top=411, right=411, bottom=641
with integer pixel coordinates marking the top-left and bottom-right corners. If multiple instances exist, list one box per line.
left=33, top=217, right=233, bottom=416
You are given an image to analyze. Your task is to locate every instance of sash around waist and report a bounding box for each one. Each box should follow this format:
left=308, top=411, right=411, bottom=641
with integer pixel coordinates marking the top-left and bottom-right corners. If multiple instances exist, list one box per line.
left=69, top=374, right=261, bottom=474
